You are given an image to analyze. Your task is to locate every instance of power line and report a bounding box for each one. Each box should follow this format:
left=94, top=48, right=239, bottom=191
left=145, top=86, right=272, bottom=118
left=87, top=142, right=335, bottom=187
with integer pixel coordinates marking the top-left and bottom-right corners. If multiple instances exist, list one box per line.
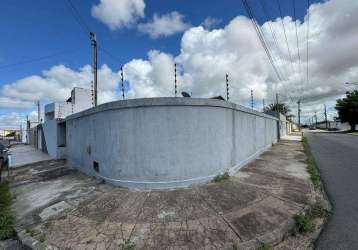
left=0, top=48, right=82, bottom=71
left=292, top=0, right=304, bottom=90
left=64, top=0, right=90, bottom=36
left=241, top=0, right=283, bottom=82
left=306, top=0, right=310, bottom=88
left=275, top=0, right=295, bottom=79
left=258, top=0, right=289, bottom=81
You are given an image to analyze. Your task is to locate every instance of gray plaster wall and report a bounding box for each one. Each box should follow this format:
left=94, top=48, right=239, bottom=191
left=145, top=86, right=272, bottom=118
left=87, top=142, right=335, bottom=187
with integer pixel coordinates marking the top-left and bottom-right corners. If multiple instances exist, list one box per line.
left=66, top=98, right=278, bottom=189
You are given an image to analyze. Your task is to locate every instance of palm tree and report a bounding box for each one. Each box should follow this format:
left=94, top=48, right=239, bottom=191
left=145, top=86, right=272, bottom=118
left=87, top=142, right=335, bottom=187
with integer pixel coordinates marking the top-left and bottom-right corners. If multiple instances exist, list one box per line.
left=263, top=103, right=291, bottom=116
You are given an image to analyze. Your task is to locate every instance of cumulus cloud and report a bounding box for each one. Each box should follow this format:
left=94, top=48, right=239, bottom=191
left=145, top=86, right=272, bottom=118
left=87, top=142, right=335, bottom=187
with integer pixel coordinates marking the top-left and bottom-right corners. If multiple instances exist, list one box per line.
left=125, top=0, right=358, bottom=120
left=0, top=64, right=121, bottom=109
left=91, top=0, right=145, bottom=30
left=201, top=17, right=222, bottom=30
left=0, top=112, right=25, bottom=129
left=2, top=0, right=358, bottom=127
left=138, top=11, right=190, bottom=38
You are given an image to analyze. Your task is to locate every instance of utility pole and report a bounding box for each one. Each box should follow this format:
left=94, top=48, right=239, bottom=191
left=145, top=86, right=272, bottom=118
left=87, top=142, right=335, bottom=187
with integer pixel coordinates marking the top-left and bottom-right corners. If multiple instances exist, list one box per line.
left=297, top=100, right=301, bottom=131
left=26, top=115, right=30, bottom=144
left=226, top=74, right=229, bottom=101
left=121, top=66, right=125, bottom=100
left=251, top=90, right=254, bottom=109
left=324, top=104, right=328, bottom=129
left=314, top=111, right=317, bottom=127
left=36, top=100, right=40, bottom=123
left=262, top=99, right=265, bottom=111
left=90, top=32, right=98, bottom=106
left=276, top=93, right=279, bottom=105
left=174, top=63, right=177, bottom=97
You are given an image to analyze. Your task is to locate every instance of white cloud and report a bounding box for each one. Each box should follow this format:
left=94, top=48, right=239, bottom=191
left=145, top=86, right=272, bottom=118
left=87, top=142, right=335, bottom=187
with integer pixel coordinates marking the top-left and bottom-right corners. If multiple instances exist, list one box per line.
left=91, top=0, right=145, bottom=30
left=138, top=11, right=190, bottom=38
left=0, top=112, right=25, bottom=129
left=2, top=0, right=358, bottom=127
left=201, top=17, right=222, bottom=30
left=0, top=64, right=121, bottom=109
left=124, top=0, right=358, bottom=120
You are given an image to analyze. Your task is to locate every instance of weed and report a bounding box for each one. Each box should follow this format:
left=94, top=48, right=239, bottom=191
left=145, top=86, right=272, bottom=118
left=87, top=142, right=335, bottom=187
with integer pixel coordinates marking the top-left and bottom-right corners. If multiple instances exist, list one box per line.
left=213, top=172, right=230, bottom=182
left=257, top=243, right=272, bottom=250
left=0, top=181, right=15, bottom=240
left=38, top=233, right=46, bottom=242
left=308, top=201, right=328, bottom=219
left=293, top=213, right=315, bottom=234
left=25, top=228, right=46, bottom=242
left=119, top=240, right=136, bottom=250
left=302, top=137, right=321, bottom=189
left=25, top=228, right=39, bottom=237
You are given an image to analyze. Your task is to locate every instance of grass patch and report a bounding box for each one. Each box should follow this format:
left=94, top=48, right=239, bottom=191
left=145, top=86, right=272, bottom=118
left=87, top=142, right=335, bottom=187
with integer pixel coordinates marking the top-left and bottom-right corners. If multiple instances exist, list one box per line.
left=258, top=242, right=272, bottom=250
left=0, top=181, right=15, bottom=240
left=292, top=201, right=328, bottom=235
left=25, top=228, right=46, bottom=242
left=119, top=240, right=136, bottom=250
left=293, top=213, right=315, bottom=234
left=308, top=200, right=329, bottom=219
left=302, top=137, right=321, bottom=189
left=212, top=172, right=230, bottom=182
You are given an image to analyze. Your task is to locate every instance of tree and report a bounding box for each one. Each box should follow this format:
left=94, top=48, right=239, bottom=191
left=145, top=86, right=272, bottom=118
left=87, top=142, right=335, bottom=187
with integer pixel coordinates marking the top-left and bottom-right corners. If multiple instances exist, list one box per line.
left=263, top=103, right=291, bottom=116
left=335, top=90, right=358, bottom=131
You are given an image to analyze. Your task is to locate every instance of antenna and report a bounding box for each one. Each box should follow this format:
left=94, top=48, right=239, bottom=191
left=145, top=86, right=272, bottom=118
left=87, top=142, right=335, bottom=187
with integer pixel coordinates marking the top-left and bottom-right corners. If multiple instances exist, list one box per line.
left=226, top=74, right=229, bottom=101
left=174, top=63, right=177, bottom=97
left=121, top=66, right=125, bottom=100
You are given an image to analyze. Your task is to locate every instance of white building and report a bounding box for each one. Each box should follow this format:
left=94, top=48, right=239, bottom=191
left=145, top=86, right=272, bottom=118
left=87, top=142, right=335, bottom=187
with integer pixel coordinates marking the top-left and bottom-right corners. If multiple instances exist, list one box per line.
left=33, top=87, right=92, bottom=159
left=45, top=87, right=92, bottom=121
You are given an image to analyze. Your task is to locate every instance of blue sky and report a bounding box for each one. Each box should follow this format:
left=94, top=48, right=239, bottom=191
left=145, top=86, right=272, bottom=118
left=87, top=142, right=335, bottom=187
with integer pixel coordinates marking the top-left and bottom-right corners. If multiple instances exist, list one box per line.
left=2, top=0, right=356, bottom=128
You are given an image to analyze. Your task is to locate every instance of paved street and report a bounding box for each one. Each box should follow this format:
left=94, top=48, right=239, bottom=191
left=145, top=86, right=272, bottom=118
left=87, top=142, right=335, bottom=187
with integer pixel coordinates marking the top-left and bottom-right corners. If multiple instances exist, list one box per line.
left=307, top=133, right=358, bottom=250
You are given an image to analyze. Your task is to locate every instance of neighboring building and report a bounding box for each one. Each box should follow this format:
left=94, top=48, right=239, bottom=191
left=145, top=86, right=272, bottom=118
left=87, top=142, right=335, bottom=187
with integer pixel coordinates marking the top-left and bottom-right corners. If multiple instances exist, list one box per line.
left=45, top=87, right=92, bottom=121
left=30, top=87, right=92, bottom=159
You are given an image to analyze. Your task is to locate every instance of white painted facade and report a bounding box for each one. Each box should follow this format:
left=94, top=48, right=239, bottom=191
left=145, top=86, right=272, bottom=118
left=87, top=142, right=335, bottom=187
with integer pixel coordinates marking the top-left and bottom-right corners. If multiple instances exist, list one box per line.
left=41, top=87, right=92, bottom=158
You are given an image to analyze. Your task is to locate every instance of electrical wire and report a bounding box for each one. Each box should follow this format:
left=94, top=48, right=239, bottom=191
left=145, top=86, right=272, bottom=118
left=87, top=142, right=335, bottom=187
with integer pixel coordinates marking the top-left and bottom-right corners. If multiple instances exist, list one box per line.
left=241, top=0, right=283, bottom=82
left=258, top=0, right=289, bottom=81
left=306, top=0, right=310, bottom=88
left=275, top=0, right=295, bottom=78
left=64, top=0, right=90, bottom=36
left=0, top=48, right=82, bottom=71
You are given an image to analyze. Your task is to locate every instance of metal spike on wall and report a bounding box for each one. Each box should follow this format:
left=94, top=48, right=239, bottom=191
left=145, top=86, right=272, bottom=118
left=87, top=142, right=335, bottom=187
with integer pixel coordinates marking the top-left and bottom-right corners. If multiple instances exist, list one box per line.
left=174, top=63, right=177, bottom=97
left=121, top=66, right=125, bottom=100
left=262, top=99, right=265, bottom=111
left=251, top=90, right=254, bottom=109
left=91, top=80, right=94, bottom=107
left=226, top=74, right=229, bottom=101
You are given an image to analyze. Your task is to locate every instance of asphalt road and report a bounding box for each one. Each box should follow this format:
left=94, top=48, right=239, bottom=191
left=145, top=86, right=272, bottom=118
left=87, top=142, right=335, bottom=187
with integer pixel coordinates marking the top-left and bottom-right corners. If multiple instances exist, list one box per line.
left=307, top=133, right=358, bottom=250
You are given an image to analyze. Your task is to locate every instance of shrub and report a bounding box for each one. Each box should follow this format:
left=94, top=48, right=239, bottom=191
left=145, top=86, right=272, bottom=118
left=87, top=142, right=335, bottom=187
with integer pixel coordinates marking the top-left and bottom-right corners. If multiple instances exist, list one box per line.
left=0, top=181, right=15, bottom=240
left=258, top=242, right=272, bottom=250
left=293, top=213, right=315, bottom=234
left=213, top=172, right=230, bottom=182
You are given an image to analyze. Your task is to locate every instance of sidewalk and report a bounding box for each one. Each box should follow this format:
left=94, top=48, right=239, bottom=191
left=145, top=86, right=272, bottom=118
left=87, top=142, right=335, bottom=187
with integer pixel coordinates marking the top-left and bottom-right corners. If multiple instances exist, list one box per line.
left=9, top=138, right=320, bottom=249
left=9, top=144, right=52, bottom=168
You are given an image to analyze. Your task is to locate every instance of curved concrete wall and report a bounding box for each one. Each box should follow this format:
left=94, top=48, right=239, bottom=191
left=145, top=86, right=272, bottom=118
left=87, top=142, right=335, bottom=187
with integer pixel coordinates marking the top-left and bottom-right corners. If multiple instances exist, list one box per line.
left=66, top=98, right=278, bottom=189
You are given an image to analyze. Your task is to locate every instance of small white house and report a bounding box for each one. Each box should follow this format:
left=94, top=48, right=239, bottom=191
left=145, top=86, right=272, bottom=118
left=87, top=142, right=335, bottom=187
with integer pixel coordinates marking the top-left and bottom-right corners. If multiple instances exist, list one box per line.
left=35, top=87, right=93, bottom=158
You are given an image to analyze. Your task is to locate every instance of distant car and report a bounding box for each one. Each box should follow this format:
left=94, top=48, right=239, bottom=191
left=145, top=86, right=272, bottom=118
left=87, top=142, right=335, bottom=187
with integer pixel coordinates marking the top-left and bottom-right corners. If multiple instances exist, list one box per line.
left=309, top=126, right=316, bottom=130
left=0, top=143, right=9, bottom=166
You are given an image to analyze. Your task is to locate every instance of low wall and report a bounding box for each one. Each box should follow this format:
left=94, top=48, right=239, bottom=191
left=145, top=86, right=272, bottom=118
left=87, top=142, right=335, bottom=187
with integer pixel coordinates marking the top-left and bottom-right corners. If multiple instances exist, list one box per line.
left=66, top=98, right=278, bottom=189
